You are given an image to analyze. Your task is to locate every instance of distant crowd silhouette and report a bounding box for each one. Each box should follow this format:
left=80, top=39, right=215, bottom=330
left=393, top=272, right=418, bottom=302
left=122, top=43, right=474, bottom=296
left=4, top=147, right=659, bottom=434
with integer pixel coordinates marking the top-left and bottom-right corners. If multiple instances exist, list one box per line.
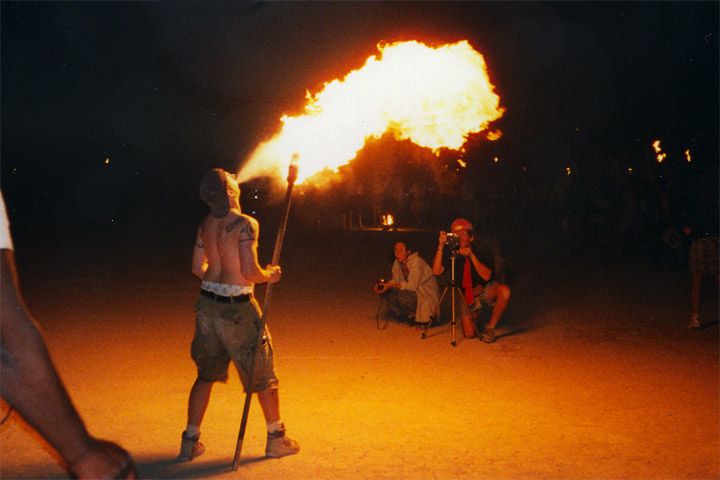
left=287, top=148, right=717, bottom=271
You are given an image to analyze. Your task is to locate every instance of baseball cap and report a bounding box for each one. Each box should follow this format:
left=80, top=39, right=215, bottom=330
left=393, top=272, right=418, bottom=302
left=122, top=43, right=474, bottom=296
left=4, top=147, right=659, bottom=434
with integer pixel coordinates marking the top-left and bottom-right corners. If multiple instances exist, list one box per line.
left=451, top=218, right=473, bottom=233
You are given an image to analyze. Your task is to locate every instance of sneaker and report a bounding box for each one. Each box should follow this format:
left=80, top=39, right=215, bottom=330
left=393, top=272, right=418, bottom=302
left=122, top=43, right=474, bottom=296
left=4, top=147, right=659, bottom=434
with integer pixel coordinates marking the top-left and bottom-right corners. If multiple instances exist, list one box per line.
left=177, top=431, right=205, bottom=462
left=481, top=327, right=496, bottom=343
left=265, top=425, right=300, bottom=458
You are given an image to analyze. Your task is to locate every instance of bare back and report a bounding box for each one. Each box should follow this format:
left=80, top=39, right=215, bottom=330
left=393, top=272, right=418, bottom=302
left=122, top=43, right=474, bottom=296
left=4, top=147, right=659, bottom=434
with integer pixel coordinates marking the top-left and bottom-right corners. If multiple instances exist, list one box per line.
left=194, top=208, right=262, bottom=287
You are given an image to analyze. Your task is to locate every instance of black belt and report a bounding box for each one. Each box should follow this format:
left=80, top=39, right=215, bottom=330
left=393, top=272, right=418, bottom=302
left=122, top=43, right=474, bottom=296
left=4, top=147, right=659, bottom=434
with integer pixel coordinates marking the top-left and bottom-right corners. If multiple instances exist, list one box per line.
left=201, top=289, right=251, bottom=303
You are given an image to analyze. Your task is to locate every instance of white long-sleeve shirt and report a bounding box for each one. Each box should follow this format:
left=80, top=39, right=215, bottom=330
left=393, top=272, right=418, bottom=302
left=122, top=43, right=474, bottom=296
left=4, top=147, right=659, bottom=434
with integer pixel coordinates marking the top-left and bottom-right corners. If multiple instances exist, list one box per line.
left=391, top=252, right=439, bottom=322
left=0, top=191, right=13, bottom=251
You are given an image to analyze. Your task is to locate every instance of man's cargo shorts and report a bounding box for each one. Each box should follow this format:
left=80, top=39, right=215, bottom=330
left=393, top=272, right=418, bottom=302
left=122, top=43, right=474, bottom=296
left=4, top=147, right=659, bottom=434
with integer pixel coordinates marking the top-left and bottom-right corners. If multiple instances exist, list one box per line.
left=191, top=294, right=278, bottom=392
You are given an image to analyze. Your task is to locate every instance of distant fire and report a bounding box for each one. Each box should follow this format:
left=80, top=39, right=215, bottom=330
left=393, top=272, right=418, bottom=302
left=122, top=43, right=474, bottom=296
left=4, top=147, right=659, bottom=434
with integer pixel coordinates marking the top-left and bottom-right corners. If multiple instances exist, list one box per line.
left=237, top=40, right=504, bottom=185
left=652, top=139, right=667, bottom=163
left=382, top=214, right=395, bottom=227
left=486, top=130, right=503, bottom=141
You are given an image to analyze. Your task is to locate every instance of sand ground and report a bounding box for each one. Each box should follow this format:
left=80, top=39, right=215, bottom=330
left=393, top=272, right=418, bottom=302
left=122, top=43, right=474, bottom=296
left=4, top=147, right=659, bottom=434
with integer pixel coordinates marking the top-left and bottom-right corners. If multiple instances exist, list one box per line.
left=1, top=229, right=718, bottom=479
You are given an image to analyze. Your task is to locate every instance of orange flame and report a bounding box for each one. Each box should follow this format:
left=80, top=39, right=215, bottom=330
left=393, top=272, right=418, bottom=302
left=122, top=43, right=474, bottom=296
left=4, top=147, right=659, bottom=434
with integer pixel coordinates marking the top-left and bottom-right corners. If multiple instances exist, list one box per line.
left=237, top=40, right=504, bottom=184
left=486, top=129, right=503, bottom=141
left=652, top=139, right=666, bottom=163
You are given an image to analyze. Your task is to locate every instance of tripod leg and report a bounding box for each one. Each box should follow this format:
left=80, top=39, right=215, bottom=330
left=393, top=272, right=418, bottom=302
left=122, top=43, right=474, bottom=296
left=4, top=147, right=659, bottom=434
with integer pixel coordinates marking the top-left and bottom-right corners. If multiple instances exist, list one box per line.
left=450, top=286, right=457, bottom=346
left=422, top=286, right=450, bottom=339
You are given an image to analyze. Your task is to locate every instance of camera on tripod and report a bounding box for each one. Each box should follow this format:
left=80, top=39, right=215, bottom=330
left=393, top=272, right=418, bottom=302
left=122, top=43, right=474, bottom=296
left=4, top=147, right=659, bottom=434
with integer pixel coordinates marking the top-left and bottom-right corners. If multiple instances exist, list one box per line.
left=445, top=233, right=460, bottom=252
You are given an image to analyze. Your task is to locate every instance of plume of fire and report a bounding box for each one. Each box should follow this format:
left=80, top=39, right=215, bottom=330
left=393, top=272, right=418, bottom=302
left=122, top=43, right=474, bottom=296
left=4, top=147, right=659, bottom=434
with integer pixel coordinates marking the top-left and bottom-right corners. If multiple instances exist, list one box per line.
left=236, top=40, right=504, bottom=185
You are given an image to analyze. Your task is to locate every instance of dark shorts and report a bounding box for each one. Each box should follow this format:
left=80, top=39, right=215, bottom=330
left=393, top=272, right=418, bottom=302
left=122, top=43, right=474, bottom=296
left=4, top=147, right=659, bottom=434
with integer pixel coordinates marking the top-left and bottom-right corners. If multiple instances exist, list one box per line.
left=191, top=294, right=278, bottom=392
left=384, top=290, right=418, bottom=320
left=469, top=281, right=497, bottom=312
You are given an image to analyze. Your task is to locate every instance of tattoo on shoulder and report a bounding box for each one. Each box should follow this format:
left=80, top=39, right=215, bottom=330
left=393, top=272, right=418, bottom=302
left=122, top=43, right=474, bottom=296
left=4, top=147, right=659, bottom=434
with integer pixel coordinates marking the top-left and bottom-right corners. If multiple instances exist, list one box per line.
left=226, top=217, right=256, bottom=242
left=225, top=217, right=245, bottom=233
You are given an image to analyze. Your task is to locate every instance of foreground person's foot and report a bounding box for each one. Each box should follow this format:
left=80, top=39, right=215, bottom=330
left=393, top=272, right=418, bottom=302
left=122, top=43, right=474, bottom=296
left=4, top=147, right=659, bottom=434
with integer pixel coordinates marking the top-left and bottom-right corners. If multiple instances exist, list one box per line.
left=177, top=431, right=205, bottom=462
left=265, top=425, right=300, bottom=458
left=481, top=327, right=496, bottom=343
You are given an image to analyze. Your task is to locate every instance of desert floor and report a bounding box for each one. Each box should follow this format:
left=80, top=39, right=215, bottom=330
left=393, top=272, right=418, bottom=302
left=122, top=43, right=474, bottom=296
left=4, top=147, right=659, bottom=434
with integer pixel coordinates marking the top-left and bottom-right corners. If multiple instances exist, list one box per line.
left=1, top=227, right=718, bottom=479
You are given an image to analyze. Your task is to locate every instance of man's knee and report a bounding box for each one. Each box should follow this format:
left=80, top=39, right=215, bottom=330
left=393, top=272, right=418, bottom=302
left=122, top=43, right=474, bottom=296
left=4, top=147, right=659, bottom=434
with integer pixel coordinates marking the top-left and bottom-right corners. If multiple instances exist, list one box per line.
left=496, top=284, right=511, bottom=301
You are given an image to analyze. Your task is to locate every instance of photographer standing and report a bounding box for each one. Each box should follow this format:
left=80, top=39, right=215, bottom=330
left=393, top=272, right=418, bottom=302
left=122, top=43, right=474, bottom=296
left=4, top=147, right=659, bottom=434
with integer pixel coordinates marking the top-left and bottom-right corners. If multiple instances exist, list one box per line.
left=432, top=218, right=510, bottom=342
left=374, top=241, right=439, bottom=326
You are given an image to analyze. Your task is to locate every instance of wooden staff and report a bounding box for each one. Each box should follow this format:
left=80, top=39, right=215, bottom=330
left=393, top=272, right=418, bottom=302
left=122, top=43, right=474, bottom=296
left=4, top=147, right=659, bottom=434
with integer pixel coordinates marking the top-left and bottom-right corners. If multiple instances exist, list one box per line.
left=232, top=159, right=299, bottom=470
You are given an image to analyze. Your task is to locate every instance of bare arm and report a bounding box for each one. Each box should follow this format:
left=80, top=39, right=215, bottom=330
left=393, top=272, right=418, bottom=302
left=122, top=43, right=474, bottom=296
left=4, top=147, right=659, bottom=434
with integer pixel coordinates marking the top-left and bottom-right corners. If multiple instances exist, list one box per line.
left=432, top=231, right=446, bottom=276
left=0, top=250, right=135, bottom=479
left=191, top=226, right=208, bottom=279
left=460, top=247, right=492, bottom=282
left=237, top=220, right=281, bottom=284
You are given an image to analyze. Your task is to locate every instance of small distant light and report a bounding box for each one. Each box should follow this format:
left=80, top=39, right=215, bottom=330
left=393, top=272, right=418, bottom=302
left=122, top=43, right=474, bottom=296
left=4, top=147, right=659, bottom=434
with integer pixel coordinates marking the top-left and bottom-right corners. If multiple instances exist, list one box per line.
left=104, top=157, right=111, bottom=165
left=493, top=157, right=499, bottom=163
left=254, top=195, right=258, bottom=199
left=627, top=167, right=634, bottom=174
left=457, top=159, right=467, bottom=168
left=382, top=214, right=395, bottom=226
left=11, top=168, right=17, bottom=174
left=684, top=149, right=692, bottom=163
left=656, top=153, right=667, bottom=163
left=251, top=210, right=256, bottom=214
left=565, top=167, right=572, bottom=176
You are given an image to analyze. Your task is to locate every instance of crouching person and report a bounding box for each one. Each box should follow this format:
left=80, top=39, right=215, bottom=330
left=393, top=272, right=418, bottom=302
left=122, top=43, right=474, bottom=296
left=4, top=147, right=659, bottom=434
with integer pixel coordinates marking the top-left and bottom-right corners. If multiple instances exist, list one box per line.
left=374, top=241, right=440, bottom=327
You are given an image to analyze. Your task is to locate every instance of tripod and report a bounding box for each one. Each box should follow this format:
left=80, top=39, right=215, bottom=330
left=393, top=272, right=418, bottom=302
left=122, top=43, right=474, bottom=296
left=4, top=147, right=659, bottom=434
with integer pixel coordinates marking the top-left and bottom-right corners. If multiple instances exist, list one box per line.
left=421, top=249, right=468, bottom=346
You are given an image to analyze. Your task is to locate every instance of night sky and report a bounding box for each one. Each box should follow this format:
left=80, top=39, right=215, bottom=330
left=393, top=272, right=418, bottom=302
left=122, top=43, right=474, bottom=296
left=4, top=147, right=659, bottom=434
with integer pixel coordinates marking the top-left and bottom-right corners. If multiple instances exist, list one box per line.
left=1, top=1, right=718, bottom=249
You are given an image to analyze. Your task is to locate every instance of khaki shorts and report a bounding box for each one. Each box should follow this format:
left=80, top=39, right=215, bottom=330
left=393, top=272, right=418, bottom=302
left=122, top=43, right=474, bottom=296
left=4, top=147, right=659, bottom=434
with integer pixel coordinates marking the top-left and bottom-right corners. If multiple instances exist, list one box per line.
left=191, top=294, right=278, bottom=392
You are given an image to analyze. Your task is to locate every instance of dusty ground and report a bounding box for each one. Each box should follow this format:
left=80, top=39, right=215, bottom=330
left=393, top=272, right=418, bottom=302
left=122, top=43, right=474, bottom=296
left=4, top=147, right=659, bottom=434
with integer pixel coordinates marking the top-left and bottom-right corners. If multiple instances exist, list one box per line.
left=1, top=228, right=718, bottom=479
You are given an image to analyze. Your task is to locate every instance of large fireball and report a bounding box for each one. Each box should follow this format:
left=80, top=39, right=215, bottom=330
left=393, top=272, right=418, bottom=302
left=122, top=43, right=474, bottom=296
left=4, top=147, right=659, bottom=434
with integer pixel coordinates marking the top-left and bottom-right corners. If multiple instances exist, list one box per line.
left=237, top=40, right=504, bottom=185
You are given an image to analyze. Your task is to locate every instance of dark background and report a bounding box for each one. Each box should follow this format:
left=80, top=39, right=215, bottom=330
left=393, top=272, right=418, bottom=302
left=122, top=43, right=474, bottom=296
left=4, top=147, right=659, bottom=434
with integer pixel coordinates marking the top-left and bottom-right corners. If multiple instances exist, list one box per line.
left=2, top=2, right=718, bottom=265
